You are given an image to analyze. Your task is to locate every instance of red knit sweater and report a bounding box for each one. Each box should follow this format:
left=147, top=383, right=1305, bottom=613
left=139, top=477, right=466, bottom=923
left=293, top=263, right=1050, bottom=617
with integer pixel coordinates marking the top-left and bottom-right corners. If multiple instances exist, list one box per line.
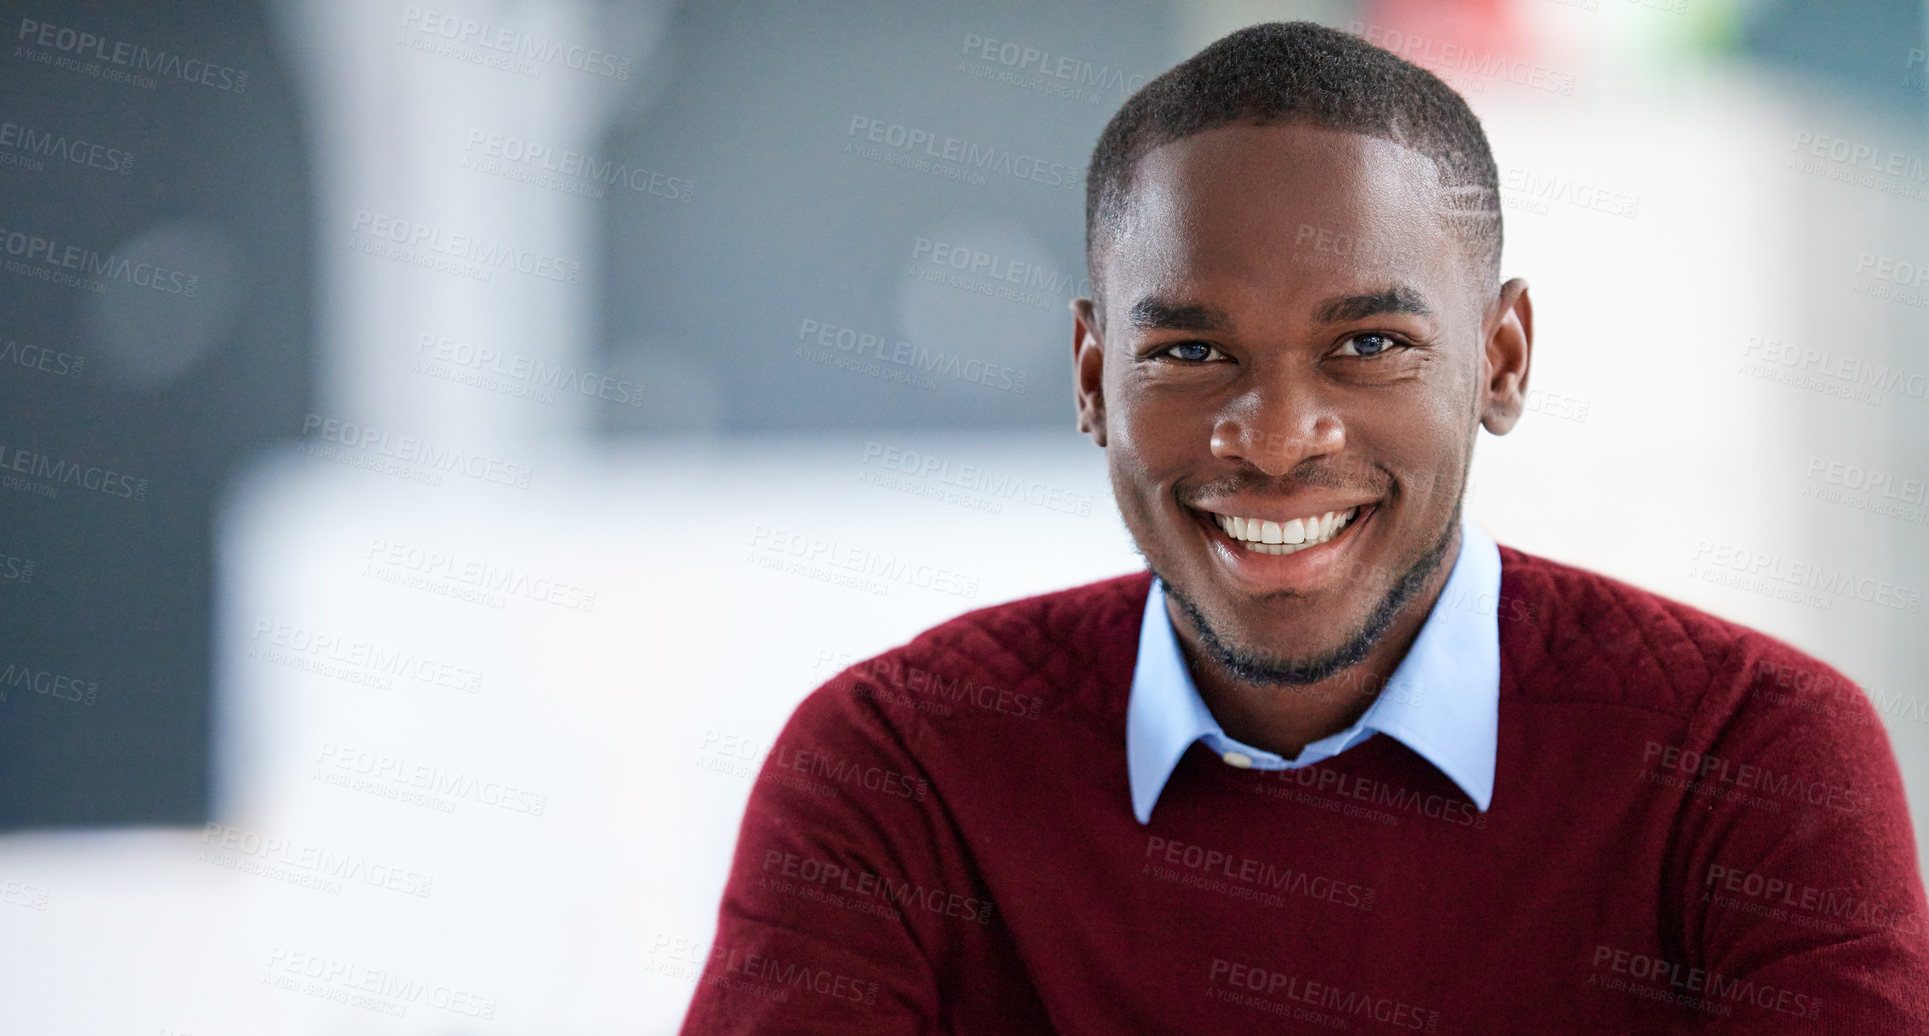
left=680, top=547, right=1929, bottom=1034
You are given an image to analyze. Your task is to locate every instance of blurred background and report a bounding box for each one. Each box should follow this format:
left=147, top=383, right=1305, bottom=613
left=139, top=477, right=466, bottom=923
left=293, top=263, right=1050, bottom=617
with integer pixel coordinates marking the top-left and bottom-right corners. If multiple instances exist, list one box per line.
left=2, top=0, right=1926, bottom=1030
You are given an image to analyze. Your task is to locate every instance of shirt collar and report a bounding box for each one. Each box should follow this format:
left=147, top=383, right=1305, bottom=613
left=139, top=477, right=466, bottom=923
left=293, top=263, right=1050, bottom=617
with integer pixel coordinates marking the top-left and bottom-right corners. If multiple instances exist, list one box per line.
left=1125, top=519, right=1502, bottom=825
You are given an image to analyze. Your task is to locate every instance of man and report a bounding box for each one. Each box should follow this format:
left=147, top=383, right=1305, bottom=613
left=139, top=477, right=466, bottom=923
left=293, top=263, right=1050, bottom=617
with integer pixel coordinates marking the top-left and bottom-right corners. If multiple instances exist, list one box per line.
left=682, top=22, right=1929, bottom=1033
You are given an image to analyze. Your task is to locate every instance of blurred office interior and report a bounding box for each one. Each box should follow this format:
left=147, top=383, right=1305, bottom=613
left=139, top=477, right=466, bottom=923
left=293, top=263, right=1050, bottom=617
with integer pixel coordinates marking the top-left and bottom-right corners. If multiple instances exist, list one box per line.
left=2, top=0, right=1927, bottom=1030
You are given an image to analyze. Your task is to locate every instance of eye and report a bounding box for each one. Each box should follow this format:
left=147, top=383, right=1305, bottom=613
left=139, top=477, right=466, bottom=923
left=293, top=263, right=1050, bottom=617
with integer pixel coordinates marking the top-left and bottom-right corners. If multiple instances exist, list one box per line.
left=1335, top=333, right=1402, bottom=358
left=1159, top=340, right=1225, bottom=363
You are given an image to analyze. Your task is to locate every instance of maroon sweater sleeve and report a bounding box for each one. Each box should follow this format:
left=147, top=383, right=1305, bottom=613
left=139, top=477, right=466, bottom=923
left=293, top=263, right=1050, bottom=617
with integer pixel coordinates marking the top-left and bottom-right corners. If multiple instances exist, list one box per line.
left=678, top=668, right=993, bottom=1035
left=1668, top=639, right=1929, bottom=1033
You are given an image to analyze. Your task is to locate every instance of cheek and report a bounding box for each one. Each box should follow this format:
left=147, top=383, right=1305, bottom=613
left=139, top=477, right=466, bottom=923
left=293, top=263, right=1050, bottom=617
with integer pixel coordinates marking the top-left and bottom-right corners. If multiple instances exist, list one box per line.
left=1418, top=388, right=1473, bottom=437
left=1105, top=424, right=1163, bottom=510
left=1384, top=397, right=1476, bottom=513
left=1105, top=390, right=1207, bottom=529
left=1106, top=378, right=1191, bottom=477
left=1106, top=452, right=1171, bottom=552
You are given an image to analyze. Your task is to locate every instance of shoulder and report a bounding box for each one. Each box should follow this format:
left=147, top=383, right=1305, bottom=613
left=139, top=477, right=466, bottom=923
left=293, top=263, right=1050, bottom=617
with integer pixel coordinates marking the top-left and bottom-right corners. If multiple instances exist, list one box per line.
left=1495, top=544, right=1868, bottom=726
left=786, top=570, right=1152, bottom=740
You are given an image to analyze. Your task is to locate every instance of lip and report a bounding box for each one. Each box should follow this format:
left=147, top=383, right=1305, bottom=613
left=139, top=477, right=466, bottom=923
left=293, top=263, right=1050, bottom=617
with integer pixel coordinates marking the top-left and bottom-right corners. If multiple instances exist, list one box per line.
left=1186, top=500, right=1379, bottom=594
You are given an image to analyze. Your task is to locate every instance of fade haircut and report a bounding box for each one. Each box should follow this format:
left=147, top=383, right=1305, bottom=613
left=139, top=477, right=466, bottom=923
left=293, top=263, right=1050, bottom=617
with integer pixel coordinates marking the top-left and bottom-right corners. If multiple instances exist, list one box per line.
left=1084, top=21, right=1501, bottom=303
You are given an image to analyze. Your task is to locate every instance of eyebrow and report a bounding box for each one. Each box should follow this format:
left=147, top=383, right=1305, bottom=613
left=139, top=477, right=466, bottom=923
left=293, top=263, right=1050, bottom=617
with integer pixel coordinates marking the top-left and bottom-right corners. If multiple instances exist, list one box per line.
left=1128, top=296, right=1231, bottom=333
left=1314, top=286, right=1434, bottom=323
left=1127, top=286, right=1435, bottom=333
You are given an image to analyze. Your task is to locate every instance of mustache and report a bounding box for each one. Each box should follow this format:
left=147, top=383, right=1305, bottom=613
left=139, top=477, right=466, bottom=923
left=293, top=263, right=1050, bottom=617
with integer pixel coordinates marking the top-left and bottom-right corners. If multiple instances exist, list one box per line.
left=1180, top=462, right=1393, bottom=504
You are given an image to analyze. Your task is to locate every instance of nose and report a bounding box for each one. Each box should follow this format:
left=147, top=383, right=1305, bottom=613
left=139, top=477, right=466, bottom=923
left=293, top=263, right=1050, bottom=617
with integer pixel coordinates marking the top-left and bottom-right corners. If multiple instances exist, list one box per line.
left=1208, top=375, right=1345, bottom=477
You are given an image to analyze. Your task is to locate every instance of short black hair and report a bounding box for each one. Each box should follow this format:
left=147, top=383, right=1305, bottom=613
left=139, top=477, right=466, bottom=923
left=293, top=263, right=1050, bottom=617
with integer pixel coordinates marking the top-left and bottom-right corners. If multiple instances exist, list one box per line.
left=1085, top=21, right=1501, bottom=299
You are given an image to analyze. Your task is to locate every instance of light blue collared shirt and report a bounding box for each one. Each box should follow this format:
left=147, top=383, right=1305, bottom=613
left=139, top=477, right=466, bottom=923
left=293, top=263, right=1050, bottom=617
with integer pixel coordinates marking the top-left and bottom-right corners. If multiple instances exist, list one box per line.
left=1126, top=519, right=1502, bottom=824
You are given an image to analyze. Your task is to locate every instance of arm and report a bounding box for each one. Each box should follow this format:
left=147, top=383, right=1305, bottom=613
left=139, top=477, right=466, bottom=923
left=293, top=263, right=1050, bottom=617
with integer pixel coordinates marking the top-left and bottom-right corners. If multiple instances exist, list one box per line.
left=678, top=673, right=968, bottom=1035
left=1672, top=648, right=1929, bottom=1033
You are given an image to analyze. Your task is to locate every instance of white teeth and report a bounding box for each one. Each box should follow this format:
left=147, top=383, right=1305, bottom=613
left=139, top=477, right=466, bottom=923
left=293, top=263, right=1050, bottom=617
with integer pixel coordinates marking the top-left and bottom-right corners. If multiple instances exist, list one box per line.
left=1211, top=507, right=1363, bottom=555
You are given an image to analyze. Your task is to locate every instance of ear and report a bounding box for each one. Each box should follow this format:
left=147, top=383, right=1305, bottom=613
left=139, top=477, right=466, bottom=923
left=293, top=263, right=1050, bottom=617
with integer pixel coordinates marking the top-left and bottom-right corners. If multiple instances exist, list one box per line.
left=1071, top=297, right=1107, bottom=447
left=1479, top=278, right=1533, bottom=435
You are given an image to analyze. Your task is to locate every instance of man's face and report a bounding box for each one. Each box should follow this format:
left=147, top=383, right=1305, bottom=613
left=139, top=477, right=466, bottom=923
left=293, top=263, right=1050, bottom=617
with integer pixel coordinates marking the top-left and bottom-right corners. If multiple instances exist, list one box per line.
left=1074, top=121, right=1527, bottom=684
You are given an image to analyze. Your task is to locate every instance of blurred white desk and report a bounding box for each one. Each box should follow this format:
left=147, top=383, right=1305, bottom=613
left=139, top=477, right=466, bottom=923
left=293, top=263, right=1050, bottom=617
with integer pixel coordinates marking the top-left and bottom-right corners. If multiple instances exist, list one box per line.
left=0, top=431, right=1137, bottom=1034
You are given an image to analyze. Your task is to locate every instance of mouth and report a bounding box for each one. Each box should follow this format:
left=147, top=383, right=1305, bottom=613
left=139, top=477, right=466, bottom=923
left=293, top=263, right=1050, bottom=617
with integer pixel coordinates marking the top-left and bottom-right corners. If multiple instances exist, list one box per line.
left=1183, top=499, right=1380, bottom=593
left=1206, top=507, right=1362, bottom=556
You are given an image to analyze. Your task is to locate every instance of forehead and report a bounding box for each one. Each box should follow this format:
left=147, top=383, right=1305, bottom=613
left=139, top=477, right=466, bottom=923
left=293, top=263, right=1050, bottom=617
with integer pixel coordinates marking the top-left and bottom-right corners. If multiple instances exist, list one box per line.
left=1102, top=122, right=1463, bottom=316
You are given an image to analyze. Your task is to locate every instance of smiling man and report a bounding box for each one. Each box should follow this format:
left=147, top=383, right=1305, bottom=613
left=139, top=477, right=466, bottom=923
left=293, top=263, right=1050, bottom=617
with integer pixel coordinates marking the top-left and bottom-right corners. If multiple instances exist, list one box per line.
left=681, top=22, right=1929, bottom=1034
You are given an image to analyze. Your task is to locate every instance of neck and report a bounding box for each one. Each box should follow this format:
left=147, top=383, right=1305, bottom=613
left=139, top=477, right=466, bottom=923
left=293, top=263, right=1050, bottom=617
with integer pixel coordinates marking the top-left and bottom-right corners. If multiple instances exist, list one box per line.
left=1173, top=523, right=1462, bottom=759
